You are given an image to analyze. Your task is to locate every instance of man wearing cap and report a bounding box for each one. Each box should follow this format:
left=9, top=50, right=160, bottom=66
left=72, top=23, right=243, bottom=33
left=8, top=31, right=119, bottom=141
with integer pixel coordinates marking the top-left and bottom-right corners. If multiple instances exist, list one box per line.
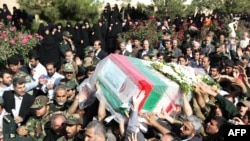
left=16, top=95, right=51, bottom=141
left=65, top=80, right=78, bottom=104
left=59, top=63, right=79, bottom=91
left=236, top=100, right=250, bottom=120
left=59, top=31, right=76, bottom=65
left=57, top=114, right=84, bottom=141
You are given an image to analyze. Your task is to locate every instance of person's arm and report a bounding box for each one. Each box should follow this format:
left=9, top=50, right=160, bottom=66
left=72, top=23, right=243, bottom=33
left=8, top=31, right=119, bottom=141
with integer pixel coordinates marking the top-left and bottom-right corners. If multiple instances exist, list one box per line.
left=97, top=96, right=106, bottom=121
left=144, top=112, right=170, bottom=135
left=66, top=95, right=79, bottom=116
left=199, top=82, right=239, bottom=119
left=157, top=107, right=182, bottom=125
left=182, top=94, right=193, bottom=117
left=124, top=91, right=146, bottom=141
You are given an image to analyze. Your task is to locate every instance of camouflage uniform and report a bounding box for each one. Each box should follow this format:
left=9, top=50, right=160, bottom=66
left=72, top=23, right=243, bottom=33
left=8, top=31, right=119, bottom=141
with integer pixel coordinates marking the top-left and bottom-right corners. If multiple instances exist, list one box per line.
left=25, top=114, right=51, bottom=141
left=13, top=71, right=32, bottom=83
left=49, top=100, right=72, bottom=113
left=59, top=63, right=79, bottom=89
left=57, top=114, right=84, bottom=141
left=24, top=96, right=52, bottom=141
left=59, top=79, right=79, bottom=88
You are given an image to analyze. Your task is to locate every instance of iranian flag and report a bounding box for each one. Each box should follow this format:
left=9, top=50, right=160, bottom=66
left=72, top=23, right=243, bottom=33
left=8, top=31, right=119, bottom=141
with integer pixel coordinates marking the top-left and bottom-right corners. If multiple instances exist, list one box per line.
left=87, top=54, right=182, bottom=117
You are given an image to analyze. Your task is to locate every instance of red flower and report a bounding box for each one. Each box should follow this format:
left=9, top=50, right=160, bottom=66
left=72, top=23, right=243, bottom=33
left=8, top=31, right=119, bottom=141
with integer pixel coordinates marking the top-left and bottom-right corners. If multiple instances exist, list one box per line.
left=21, top=38, right=28, bottom=45
left=9, top=26, right=16, bottom=32
left=9, top=39, right=15, bottom=45
left=6, top=15, right=12, bottom=20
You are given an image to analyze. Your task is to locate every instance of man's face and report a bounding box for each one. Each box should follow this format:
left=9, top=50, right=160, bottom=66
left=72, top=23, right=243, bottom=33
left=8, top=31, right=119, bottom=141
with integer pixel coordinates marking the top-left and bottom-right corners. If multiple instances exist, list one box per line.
left=67, top=89, right=75, bottom=98
left=52, top=116, right=65, bottom=132
left=29, top=58, right=38, bottom=68
left=134, top=40, right=140, bottom=47
left=35, top=106, right=48, bottom=117
left=66, top=124, right=80, bottom=138
left=209, top=68, right=219, bottom=78
left=65, top=52, right=73, bottom=62
left=94, top=41, right=100, bottom=50
left=179, top=121, right=194, bottom=138
left=172, top=40, right=178, bottom=48
left=84, top=127, right=97, bottom=141
left=143, top=40, right=149, bottom=49
left=205, top=119, right=219, bottom=135
left=225, top=66, right=233, bottom=75
left=202, top=57, right=210, bottom=68
left=46, top=64, right=56, bottom=77
left=14, top=83, right=26, bottom=96
left=2, top=73, right=12, bottom=86
left=64, top=72, right=74, bottom=80
left=8, top=64, right=19, bottom=74
left=55, top=89, right=67, bottom=105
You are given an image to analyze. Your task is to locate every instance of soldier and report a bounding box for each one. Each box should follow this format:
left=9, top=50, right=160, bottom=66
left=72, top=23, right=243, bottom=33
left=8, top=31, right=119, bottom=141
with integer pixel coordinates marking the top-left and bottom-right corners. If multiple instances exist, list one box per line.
left=43, top=113, right=66, bottom=141
left=59, top=31, right=76, bottom=65
left=59, top=63, right=79, bottom=91
left=65, top=80, right=78, bottom=104
left=16, top=95, right=51, bottom=141
left=49, top=85, right=80, bottom=116
left=57, top=114, right=84, bottom=141
left=49, top=85, right=69, bottom=113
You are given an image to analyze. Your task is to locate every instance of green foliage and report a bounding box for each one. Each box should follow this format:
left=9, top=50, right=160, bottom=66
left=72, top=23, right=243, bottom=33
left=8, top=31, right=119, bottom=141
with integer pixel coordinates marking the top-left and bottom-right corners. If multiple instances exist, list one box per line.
left=192, top=0, right=222, bottom=11
left=118, top=17, right=163, bottom=49
left=18, top=0, right=100, bottom=24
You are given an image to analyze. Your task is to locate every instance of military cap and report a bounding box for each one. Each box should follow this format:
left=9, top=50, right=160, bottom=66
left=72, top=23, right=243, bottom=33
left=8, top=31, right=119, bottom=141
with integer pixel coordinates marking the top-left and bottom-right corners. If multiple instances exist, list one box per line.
left=64, top=114, right=83, bottom=125
left=242, top=54, right=250, bottom=60
left=63, top=63, right=74, bottom=72
left=237, top=100, right=250, bottom=109
left=30, top=95, right=49, bottom=109
left=65, top=80, right=77, bottom=90
left=62, top=31, right=72, bottom=38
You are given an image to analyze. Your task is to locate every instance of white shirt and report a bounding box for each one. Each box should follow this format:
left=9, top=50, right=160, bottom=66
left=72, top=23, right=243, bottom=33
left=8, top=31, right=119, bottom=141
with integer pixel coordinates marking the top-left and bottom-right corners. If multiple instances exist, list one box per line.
left=95, top=48, right=101, bottom=57
left=30, top=63, right=47, bottom=82
left=0, top=86, right=11, bottom=97
left=14, top=95, right=23, bottom=116
left=239, top=37, right=250, bottom=48
left=42, top=72, right=64, bottom=99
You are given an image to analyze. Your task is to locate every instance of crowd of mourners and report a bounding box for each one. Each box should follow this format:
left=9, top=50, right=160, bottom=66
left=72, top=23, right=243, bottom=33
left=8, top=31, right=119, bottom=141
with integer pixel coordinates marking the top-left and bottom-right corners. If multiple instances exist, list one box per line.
left=0, top=2, right=250, bottom=141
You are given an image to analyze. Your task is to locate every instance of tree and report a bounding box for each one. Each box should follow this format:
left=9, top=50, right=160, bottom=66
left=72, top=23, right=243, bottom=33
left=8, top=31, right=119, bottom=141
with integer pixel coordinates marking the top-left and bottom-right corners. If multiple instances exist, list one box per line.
left=17, top=0, right=100, bottom=23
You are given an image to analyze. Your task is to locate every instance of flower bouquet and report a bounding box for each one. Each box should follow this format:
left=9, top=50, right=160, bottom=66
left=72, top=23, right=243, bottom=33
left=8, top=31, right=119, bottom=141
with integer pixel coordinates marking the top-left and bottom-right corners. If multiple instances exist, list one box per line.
left=151, top=61, right=220, bottom=95
left=151, top=61, right=196, bottom=95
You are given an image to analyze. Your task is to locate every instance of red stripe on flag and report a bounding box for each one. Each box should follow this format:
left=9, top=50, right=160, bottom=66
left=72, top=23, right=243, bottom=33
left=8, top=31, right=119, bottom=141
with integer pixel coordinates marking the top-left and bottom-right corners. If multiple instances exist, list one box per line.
left=110, top=54, right=153, bottom=111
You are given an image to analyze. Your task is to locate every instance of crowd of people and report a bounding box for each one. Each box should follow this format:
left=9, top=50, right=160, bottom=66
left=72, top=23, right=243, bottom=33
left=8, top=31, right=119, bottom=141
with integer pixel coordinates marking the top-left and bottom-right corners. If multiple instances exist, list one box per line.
left=0, top=2, right=250, bottom=141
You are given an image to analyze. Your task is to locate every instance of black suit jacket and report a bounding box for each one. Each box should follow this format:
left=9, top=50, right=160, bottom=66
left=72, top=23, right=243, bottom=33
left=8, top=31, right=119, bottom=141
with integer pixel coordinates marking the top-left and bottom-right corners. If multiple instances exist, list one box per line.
left=96, top=49, right=108, bottom=60
left=120, top=50, right=131, bottom=56
left=136, top=48, right=154, bottom=59
left=2, top=90, right=35, bottom=124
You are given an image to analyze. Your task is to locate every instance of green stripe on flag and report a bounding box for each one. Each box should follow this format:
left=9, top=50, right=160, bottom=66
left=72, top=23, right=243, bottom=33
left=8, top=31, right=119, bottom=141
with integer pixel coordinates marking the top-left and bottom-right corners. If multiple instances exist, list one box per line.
left=99, top=80, right=128, bottom=115
left=128, top=57, right=168, bottom=111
